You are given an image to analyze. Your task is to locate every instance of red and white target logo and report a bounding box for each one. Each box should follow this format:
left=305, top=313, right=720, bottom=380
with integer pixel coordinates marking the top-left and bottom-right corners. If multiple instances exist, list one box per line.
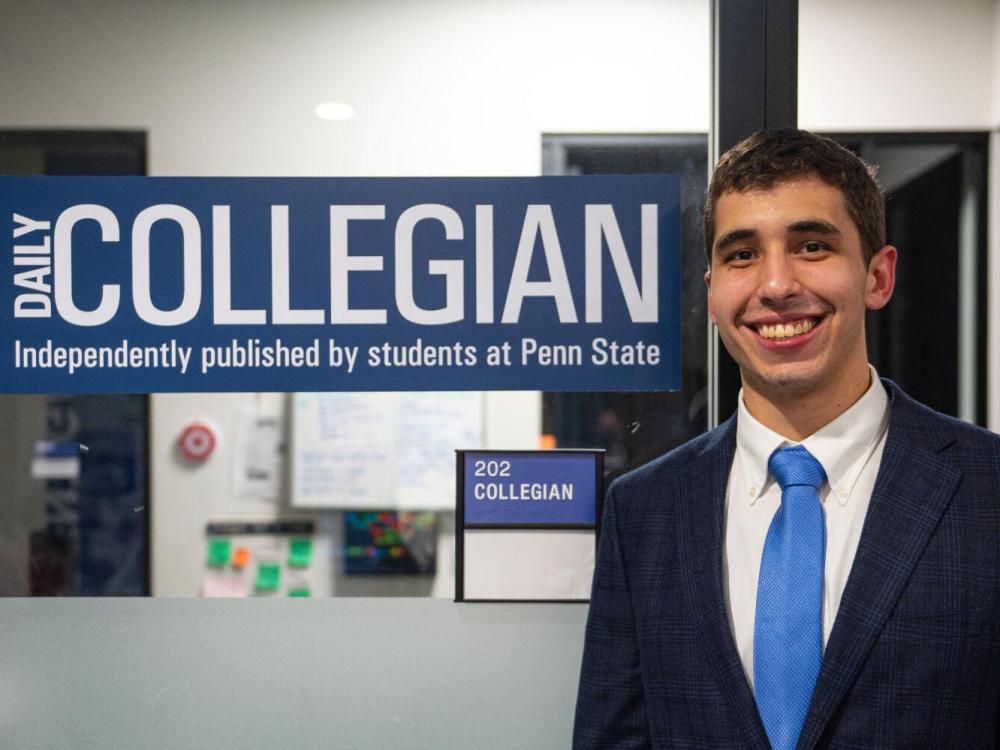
left=178, top=422, right=217, bottom=462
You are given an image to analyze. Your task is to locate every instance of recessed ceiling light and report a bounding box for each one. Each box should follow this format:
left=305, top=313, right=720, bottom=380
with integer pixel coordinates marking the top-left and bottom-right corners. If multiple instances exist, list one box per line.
left=315, top=102, right=355, bottom=121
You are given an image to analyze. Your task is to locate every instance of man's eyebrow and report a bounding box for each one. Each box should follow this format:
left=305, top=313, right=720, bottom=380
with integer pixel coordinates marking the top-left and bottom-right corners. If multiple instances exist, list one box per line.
left=713, top=228, right=757, bottom=255
left=788, top=219, right=841, bottom=236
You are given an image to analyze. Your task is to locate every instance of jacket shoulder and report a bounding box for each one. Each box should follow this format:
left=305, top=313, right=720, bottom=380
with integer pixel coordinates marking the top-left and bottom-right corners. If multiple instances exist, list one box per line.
left=886, top=378, right=1000, bottom=455
left=607, top=417, right=734, bottom=504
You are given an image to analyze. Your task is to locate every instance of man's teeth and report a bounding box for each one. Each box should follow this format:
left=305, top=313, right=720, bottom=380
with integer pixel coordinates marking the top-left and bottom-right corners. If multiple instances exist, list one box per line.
left=756, top=319, right=817, bottom=339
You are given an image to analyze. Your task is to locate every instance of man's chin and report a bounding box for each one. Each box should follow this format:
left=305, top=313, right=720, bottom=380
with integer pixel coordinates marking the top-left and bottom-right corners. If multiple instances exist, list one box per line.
left=743, top=364, right=823, bottom=398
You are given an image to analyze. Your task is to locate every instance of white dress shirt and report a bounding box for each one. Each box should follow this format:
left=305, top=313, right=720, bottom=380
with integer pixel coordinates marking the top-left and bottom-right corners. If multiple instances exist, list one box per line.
left=722, top=366, right=890, bottom=691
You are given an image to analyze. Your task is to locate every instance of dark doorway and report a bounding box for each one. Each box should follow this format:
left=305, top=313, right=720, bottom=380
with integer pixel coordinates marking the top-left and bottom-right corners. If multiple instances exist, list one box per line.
left=829, top=133, right=988, bottom=426
left=542, top=134, right=709, bottom=482
left=0, top=130, right=151, bottom=595
left=0, top=130, right=146, bottom=176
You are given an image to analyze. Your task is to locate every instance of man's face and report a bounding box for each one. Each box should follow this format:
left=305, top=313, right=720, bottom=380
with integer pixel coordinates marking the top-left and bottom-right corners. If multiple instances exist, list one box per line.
left=705, top=175, right=896, bottom=402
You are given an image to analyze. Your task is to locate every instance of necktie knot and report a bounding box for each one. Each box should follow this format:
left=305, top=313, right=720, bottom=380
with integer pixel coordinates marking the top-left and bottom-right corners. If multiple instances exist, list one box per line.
left=768, top=445, right=826, bottom=491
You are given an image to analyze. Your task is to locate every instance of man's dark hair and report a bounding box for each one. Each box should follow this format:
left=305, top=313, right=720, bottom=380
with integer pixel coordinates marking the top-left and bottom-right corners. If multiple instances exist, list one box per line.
left=704, top=129, right=885, bottom=265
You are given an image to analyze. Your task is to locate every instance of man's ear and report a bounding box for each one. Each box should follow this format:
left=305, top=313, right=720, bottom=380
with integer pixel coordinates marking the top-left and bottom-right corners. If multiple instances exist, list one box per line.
left=865, top=245, right=897, bottom=311
left=705, top=268, right=717, bottom=323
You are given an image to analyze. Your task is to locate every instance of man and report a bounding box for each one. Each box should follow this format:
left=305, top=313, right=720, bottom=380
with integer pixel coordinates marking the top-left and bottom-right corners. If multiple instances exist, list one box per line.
left=574, top=129, right=1000, bottom=748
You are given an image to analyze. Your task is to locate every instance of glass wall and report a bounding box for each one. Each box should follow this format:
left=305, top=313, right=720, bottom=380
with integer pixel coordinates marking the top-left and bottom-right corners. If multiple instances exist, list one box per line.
left=0, top=0, right=711, bottom=598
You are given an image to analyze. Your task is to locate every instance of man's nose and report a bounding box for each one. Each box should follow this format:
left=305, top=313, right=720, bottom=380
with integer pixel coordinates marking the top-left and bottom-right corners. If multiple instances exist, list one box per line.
left=757, top=251, right=800, bottom=301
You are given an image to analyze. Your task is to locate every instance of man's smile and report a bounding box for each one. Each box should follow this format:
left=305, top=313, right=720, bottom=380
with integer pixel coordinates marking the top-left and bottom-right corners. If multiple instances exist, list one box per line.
left=742, top=314, right=827, bottom=349
left=752, top=316, right=819, bottom=339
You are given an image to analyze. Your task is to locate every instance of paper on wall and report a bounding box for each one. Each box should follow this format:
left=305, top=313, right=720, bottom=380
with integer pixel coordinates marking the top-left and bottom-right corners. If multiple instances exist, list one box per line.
left=291, top=392, right=483, bottom=510
left=233, top=409, right=284, bottom=502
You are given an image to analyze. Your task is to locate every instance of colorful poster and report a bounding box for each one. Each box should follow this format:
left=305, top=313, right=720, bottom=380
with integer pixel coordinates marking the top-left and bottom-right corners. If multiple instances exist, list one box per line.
left=344, top=512, right=437, bottom=576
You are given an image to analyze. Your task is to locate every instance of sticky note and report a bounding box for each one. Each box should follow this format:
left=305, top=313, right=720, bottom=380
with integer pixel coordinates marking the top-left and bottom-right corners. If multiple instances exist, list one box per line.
left=288, top=587, right=310, bottom=598
left=232, top=546, right=251, bottom=569
left=207, top=538, right=231, bottom=568
left=288, top=538, right=313, bottom=568
left=202, top=574, right=248, bottom=598
left=255, top=562, right=280, bottom=592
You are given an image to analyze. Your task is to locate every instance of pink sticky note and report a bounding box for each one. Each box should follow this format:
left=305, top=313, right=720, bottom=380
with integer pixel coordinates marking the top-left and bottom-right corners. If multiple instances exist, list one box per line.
left=201, top=574, right=248, bottom=598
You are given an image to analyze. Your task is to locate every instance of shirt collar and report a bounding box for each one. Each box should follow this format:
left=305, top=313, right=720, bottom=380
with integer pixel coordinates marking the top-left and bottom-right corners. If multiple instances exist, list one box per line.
left=736, top=365, right=889, bottom=506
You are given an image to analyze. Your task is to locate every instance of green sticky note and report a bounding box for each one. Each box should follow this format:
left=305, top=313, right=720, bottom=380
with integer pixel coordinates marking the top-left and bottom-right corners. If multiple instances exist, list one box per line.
left=288, top=587, right=310, bottom=598
left=288, top=537, right=313, bottom=568
left=207, top=538, right=231, bottom=568
left=255, top=562, right=281, bottom=592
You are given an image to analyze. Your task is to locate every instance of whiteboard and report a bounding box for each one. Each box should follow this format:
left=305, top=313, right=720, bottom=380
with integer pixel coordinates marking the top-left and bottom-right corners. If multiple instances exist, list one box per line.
left=291, top=392, right=484, bottom=510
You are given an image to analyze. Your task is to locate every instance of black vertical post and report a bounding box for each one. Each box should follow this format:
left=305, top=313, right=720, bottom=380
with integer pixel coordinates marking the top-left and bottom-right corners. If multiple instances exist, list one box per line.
left=709, top=0, right=798, bottom=426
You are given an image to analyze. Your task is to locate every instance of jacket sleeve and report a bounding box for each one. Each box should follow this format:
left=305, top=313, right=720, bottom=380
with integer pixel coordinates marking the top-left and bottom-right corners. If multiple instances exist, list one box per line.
left=572, top=483, right=651, bottom=749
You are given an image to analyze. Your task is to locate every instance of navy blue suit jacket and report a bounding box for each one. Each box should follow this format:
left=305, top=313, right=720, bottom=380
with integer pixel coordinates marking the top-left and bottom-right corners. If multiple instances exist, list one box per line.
left=574, top=380, right=1000, bottom=748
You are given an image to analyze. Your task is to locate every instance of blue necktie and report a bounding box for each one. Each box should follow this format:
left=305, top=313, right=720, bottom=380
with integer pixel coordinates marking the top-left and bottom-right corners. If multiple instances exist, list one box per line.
left=754, top=446, right=827, bottom=750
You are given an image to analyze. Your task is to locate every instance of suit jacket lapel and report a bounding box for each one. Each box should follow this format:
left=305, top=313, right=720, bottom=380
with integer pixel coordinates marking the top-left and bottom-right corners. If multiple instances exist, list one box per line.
left=676, top=417, right=771, bottom=749
left=798, top=382, right=962, bottom=748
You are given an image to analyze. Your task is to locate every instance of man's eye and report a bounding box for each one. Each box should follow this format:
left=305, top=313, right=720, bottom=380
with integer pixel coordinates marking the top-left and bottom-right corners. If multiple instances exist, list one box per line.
left=730, top=249, right=754, bottom=262
left=802, top=241, right=826, bottom=253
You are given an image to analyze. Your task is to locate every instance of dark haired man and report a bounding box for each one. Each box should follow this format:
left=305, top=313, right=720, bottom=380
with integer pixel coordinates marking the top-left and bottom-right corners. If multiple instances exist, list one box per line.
left=574, top=129, right=1000, bottom=749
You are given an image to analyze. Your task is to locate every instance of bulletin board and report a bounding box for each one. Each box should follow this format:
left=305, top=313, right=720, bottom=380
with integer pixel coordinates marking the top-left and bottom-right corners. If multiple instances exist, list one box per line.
left=291, top=392, right=484, bottom=510
left=201, top=520, right=317, bottom=598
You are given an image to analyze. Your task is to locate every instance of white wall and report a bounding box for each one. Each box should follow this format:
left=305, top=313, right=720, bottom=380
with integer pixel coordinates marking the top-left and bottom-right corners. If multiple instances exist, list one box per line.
left=0, top=0, right=709, bottom=177
left=799, top=0, right=995, bottom=131
left=992, top=2, right=1000, bottom=432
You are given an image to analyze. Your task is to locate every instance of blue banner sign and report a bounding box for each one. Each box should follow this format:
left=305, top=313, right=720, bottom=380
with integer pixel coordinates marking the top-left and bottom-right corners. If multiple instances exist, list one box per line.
left=2, top=176, right=680, bottom=393
left=462, top=451, right=599, bottom=526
